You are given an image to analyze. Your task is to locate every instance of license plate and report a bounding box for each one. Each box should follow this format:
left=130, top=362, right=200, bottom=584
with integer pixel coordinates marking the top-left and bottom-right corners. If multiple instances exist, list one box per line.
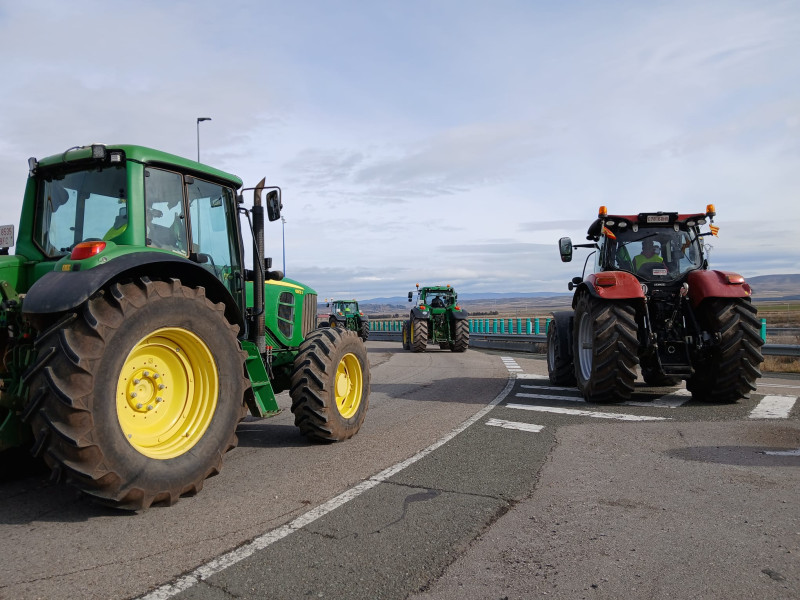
left=0, top=224, right=14, bottom=247
left=646, top=215, right=670, bottom=223
left=653, top=269, right=668, bottom=276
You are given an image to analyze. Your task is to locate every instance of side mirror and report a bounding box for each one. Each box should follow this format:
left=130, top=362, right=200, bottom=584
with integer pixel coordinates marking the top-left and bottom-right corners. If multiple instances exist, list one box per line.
left=568, top=276, right=582, bottom=290
left=408, top=292, right=413, bottom=302
left=559, top=237, right=573, bottom=262
left=266, top=190, right=282, bottom=222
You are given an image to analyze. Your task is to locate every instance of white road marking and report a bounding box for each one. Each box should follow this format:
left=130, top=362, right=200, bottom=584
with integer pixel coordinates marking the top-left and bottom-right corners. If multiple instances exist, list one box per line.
left=517, top=392, right=584, bottom=402
left=625, top=389, right=691, bottom=408
left=749, top=395, right=798, bottom=419
left=516, top=373, right=548, bottom=380
left=486, top=418, right=544, bottom=433
left=758, top=383, right=800, bottom=390
left=500, top=356, right=523, bottom=373
left=521, top=384, right=577, bottom=392
left=764, top=448, right=800, bottom=456
left=506, top=403, right=670, bottom=421
left=138, top=377, right=518, bottom=600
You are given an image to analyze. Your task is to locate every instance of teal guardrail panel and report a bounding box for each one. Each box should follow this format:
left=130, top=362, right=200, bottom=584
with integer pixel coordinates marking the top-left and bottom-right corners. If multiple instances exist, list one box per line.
left=526, top=318, right=532, bottom=334
left=761, top=318, right=767, bottom=342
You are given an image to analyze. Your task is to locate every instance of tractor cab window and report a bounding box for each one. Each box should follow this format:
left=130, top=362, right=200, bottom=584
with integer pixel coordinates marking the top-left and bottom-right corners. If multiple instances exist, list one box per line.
left=34, top=165, right=127, bottom=257
left=337, top=302, right=357, bottom=313
left=145, top=168, right=187, bottom=254
left=600, top=226, right=703, bottom=281
left=186, top=177, right=241, bottom=292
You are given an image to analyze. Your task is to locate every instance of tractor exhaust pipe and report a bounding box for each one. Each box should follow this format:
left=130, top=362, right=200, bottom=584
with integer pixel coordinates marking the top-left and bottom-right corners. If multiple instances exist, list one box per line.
left=252, top=177, right=266, bottom=353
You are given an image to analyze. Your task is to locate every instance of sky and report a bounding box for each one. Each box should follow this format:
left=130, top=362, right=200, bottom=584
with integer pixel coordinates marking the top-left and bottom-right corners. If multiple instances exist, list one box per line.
left=0, top=0, right=798, bottom=301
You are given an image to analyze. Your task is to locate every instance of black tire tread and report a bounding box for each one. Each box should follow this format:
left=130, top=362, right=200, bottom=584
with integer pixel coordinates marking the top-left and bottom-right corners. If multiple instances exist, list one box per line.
left=24, top=278, right=248, bottom=510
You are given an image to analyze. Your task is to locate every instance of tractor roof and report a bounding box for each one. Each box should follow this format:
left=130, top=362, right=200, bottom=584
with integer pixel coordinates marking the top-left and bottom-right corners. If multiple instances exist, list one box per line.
left=586, top=206, right=716, bottom=240
left=37, top=144, right=243, bottom=189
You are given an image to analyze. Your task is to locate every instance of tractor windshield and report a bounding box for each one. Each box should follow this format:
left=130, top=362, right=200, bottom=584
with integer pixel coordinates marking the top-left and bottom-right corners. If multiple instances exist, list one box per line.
left=599, top=225, right=704, bottom=281
left=34, top=165, right=127, bottom=257
left=336, top=302, right=358, bottom=313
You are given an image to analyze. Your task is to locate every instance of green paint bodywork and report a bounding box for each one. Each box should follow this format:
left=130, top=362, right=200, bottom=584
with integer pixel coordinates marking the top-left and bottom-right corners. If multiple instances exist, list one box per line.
left=412, top=285, right=467, bottom=344
left=0, top=143, right=316, bottom=451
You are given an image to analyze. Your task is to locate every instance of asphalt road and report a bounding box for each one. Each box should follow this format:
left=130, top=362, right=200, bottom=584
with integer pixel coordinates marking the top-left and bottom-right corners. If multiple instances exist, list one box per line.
left=1, top=342, right=798, bottom=600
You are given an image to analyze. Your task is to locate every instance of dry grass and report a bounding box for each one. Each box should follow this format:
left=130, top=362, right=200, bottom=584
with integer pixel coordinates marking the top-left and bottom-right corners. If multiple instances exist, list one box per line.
left=762, top=356, right=800, bottom=374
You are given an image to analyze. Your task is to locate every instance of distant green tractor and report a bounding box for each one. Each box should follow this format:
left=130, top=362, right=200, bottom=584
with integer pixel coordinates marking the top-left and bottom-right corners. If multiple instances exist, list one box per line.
left=325, top=299, right=369, bottom=341
left=0, top=143, right=370, bottom=510
left=401, top=284, right=469, bottom=352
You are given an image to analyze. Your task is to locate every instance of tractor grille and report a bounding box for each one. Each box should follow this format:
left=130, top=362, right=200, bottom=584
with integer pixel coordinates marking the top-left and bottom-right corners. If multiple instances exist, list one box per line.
left=302, top=293, right=317, bottom=337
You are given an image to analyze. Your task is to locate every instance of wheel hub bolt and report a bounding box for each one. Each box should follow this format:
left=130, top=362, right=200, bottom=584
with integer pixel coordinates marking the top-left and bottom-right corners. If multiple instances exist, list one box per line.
left=143, top=371, right=150, bottom=377
left=133, top=378, right=140, bottom=384
left=156, top=397, right=163, bottom=403
left=136, top=403, right=143, bottom=409
left=147, top=405, right=154, bottom=411
left=158, top=384, right=165, bottom=390
left=130, top=392, right=137, bottom=398
left=153, top=373, right=159, bottom=379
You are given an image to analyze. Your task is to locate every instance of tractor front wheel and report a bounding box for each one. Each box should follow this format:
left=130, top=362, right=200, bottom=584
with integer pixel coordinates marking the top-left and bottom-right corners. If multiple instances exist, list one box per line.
left=401, top=320, right=411, bottom=350
left=573, top=294, right=638, bottom=403
left=25, top=278, right=249, bottom=510
left=290, top=328, right=370, bottom=441
left=686, top=298, right=763, bottom=403
left=547, top=312, right=575, bottom=385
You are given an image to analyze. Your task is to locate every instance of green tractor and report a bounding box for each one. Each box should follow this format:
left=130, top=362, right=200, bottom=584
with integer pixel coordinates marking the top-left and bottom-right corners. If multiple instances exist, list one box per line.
left=324, top=299, right=369, bottom=341
left=401, top=284, right=469, bottom=352
left=0, top=144, right=370, bottom=510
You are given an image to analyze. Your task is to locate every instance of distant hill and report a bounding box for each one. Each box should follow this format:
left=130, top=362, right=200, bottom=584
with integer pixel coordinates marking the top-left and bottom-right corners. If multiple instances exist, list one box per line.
left=747, top=274, right=800, bottom=300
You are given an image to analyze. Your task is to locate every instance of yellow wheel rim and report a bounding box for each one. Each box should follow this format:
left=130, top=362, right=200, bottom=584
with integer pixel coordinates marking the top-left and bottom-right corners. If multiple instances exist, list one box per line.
left=334, top=352, right=363, bottom=419
left=116, top=327, right=218, bottom=459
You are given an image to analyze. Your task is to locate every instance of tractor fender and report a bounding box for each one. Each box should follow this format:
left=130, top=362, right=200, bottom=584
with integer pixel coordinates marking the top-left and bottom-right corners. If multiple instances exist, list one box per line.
left=329, top=313, right=347, bottom=324
left=686, top=270, right=753, bottom=307
left=358, top=313, right=369, bottom=322
left=410, top=306, right=430, bottom=319
left=21, top=252, right=244, bottom=332
left=573, top=272, right=645, bottom=306
left=451, top=308, right=469, bottom=320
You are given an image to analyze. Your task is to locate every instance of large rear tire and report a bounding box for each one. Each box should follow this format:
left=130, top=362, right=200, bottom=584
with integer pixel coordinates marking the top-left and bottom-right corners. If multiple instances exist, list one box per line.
left=359, top=321, right=370, bottom=342
left=290, top=328, right=370, bottom=441
left=410, top=317, right=428, bottom=353
left=547, top=312, right=576, bottom=385
left=686, top=298, right=763, bottom=403
left=573, top=294, right=639, bottom=403
left=452, top=319, right=469, bottom=352
left=401, top=320, right=411, bottom=350
left=25, top=278, right=249, bottom=510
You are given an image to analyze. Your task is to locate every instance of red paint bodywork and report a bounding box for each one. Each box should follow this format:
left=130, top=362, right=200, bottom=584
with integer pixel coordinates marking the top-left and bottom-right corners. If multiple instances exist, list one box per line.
left=583, top=272, right=644, bottom=300
left=686, top=270, right=752, bottom=307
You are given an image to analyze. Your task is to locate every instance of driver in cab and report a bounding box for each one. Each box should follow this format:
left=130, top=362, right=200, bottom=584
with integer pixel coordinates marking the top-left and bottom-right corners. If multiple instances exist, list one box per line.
left=633, top=239, right=664, bottom=271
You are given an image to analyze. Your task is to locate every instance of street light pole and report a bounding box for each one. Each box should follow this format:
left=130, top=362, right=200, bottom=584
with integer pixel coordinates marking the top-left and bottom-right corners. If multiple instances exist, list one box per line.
left=196, top=117, right=211, bottom=162
left=281, top=216, right=286, bottom=274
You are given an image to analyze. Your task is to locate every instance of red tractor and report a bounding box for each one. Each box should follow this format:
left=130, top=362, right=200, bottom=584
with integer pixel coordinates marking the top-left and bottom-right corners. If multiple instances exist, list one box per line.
left=548, top=205, right=764, bottom=403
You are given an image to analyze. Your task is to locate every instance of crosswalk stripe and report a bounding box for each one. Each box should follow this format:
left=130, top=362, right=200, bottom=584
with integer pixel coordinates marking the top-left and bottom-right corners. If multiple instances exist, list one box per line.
left=521, top=384, right=576, bottom=392
left=749, top=395, right=798, bottom=419
left=517, top=392, right=583, bottom=402
left=506, top=403, right=670, bottom=421
left=516, top=373, right=548, bottom=380
left=486, top=418, right=544, bottom=433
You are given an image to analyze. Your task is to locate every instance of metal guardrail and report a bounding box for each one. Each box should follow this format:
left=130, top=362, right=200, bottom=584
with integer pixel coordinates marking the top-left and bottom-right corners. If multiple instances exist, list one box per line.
left=368, top=330, right=799, bottom=358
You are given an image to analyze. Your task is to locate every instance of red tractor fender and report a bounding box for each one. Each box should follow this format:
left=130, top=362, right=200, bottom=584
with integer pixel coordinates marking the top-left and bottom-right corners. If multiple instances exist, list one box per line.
left=575, top=271, right=645, bottom=304
left=686, top=270, right=753, bottom=307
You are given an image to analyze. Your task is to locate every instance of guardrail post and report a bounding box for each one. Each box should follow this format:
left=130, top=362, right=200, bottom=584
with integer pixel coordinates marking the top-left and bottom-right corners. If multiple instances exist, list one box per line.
left=492, top=319, right=498, bottom=334
left=526, top=318, right=532, bottom=334
left=517, top=318, right=522, bottom=335
left=546, top=317, right=552, bottom=333
left=534, top=318, right=540, bottom=335
left=761, top=318, right=767, bottom=342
